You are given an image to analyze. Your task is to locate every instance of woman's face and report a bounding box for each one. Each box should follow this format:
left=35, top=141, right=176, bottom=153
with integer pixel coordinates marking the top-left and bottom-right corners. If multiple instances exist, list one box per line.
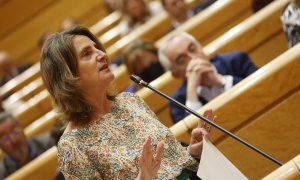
left=72, top=35, right=114, bottom=92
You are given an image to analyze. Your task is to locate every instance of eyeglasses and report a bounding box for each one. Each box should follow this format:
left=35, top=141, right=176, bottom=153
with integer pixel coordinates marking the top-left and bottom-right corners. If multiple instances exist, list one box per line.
left=0, top=127, right=22, bottom=144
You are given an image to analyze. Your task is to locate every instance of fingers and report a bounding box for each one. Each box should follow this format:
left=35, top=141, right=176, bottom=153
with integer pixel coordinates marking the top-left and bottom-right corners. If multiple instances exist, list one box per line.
left=140, top=137, right=164, bottom=166
left=155, top=141, right=164, bottom=162
left=141, top=136, right=152, bottom=159
left=198, top=109, right=218, bottom=135
left=186, top=59, right=212, bottom=75
left=199, top=109, right=212, bottom=128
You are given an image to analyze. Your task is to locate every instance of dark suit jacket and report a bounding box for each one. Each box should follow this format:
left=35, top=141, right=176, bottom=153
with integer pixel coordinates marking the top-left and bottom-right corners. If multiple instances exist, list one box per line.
left=170, top=51, right=258, bottom=123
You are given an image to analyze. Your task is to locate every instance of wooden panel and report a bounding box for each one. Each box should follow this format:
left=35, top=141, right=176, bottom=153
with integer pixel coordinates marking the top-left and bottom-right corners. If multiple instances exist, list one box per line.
left=140, top=0, right=289, bottom=130
left=250, top=30, right=288, bottom=67
left=170, top=43, right=300, bottom=141
left=0, top=62, right=41, bottom=98
left=106, top=11, right=172, bottom=61
left=0, top=0, right=56, bottom=39
left=99, top=26, right=122, bottom=49
left=6, top=147, right=58, bottom=180
left=204, top=0, right=288, bottom=57
left=216, top=88, right=300, bottom=179
left=24, top=110, right=60, bottom=137
left=2, top=77, right=44, bottom=110
left=13, top=89, right=52, bottom=127
left=156, top=0, right=253, bottom=47
left=90, top=11, right=122, bottom=37
left=263, top=154, right=300, bottom=180
left=0, top=0, right=104, bottom=65
left=115, top=0, right=255, bottom=109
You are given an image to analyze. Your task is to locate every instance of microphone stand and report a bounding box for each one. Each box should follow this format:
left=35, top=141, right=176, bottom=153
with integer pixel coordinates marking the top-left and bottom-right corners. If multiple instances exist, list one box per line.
left=130, top=74, right=283, bottom=166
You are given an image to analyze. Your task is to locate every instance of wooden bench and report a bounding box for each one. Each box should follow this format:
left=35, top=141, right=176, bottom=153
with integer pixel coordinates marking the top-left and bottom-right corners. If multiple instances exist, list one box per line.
left=6, top=146, right=58, bottom=180
left=137, top=0, right=289, bottom=130
left=263, top=154, right=300, bottom=180
left=170, top=43, right=300, bottom=179
left=90, top=11, right=122, bottom=37
left=0, top=0, right=256, bottom=133
left=0, top=0, right=57, bottom=39
left=0, top=0, right=107, bottom=65
left=12, top=89, right=52, bottom=128
left=114, top=0, right=254, bottom=93
left=0, top=63, right=41, bottom=98
left=2, top=77, right=44, bottom=111
left=24, top=110, right=60, bottom=138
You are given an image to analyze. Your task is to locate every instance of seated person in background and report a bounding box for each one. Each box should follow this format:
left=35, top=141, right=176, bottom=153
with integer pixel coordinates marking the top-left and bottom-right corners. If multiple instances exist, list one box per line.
left=0, top=112, right=55, bottom=178
left=281, top=0, right=300, bottom=48
left=162, top=0, right=217, bottom=31
left=40, top=26, right=218, bottom=179
left=158, top=32, right=258, bottom=123
left=0, top=51, right=31, bottom=87
left=60, top=18, right=79, bottom=32
left=117, top=0, right=164, bottom=36
left=123, top=39, right=165, bottom=92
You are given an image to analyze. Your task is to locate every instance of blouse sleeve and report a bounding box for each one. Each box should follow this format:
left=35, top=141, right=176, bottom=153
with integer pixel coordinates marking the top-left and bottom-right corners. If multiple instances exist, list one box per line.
left=58, top=139, right=102, bottom=180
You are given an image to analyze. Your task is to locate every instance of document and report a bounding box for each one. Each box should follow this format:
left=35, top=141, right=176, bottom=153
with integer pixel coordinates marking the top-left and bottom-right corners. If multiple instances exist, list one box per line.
left=197, top=138, right=248, bottom=180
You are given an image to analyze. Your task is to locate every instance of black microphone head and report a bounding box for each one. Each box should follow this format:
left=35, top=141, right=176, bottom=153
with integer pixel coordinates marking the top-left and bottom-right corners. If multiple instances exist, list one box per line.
left=130, top=74, right=142, bottom=83
left=130, top=74, right=148, bottom=86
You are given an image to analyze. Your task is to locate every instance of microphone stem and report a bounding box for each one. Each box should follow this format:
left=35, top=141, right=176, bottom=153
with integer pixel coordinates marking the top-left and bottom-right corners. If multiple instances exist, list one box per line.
left=145, top=83, right=283, bottom=166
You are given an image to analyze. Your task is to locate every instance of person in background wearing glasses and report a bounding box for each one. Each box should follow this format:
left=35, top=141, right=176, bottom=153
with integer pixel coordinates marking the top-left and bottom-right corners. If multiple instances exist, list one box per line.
left=0, top=112, right=55, bottom=178
left=158, top=32, right=258, bottom=123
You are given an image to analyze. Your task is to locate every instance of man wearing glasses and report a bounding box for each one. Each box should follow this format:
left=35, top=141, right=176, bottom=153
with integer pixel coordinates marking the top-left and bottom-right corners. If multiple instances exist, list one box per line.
left=0, top=112, right=55, bottom=178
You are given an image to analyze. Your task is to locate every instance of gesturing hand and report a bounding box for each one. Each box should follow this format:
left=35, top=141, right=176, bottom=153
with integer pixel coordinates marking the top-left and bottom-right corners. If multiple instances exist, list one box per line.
left=136, top=137, right=164, bottom=180
left=187, top=109, right=218, bottom=159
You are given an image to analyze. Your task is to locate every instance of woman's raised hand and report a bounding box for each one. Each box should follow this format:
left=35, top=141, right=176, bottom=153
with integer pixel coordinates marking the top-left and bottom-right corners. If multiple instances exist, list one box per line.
left=136, top=137, right=164, bottom=180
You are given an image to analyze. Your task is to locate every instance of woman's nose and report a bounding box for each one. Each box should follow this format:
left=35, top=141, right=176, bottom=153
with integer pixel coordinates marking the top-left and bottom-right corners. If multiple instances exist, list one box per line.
left=96, top=51, right=107, bottom=63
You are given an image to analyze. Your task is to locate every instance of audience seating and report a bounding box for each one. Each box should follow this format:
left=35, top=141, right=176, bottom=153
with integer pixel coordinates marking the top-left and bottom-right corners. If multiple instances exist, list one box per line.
left=90, top=11, right=122, bottom=37
left=263, top=154, right=300, bottom=180
left=4, top=0, right=299, bottom=179
left=6, top=146, right=58, bottom=180
left=2, top=77, right=44, bottom=111
left=13, top=89, right=52, bottom=128
left=0, top=63, right=41, bottom=98
left=105, top=0, right=204, bottom=62
left=170, top=43, right=300, bottom=179
left=0, top=0, right=56, bottom=39
left=114, top=0, right=254, bottom=93
left=137, top=0, right=288, bottom=134
left=0, top=0, right=107, bottom=65
left=6, top=43, right=299, bottom=178
left=24, top=110, right=60, bottom=138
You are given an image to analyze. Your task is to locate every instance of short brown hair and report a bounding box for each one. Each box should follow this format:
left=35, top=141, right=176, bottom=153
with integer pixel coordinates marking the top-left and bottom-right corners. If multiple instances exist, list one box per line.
left=41, top=26, right=116, bottom=124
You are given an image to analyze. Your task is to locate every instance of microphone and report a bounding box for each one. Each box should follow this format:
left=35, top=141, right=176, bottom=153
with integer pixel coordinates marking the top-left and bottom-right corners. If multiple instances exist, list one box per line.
left=130, top=74, right=283, bottom=166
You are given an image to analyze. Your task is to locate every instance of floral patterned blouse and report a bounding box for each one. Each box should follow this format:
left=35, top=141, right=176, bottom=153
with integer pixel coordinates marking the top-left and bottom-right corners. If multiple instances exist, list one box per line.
left=58, top=92, right=198, bottom=179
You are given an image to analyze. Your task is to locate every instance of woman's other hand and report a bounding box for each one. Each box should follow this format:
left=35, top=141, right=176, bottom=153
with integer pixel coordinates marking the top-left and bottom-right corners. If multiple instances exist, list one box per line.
left=187, top=109, right=218, bottom=159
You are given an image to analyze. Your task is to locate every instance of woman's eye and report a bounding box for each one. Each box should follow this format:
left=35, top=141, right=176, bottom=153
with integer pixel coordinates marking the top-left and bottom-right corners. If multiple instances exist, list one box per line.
left=189, top=45, right=196, bottom=52
left=176, top=57, right=184, bottom=65
left=83, top=51, right=90, bottom=57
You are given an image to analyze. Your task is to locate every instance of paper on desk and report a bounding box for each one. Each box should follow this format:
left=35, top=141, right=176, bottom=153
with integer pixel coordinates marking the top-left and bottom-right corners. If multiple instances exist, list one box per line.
left=197, top=138, right=248, bottom=180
